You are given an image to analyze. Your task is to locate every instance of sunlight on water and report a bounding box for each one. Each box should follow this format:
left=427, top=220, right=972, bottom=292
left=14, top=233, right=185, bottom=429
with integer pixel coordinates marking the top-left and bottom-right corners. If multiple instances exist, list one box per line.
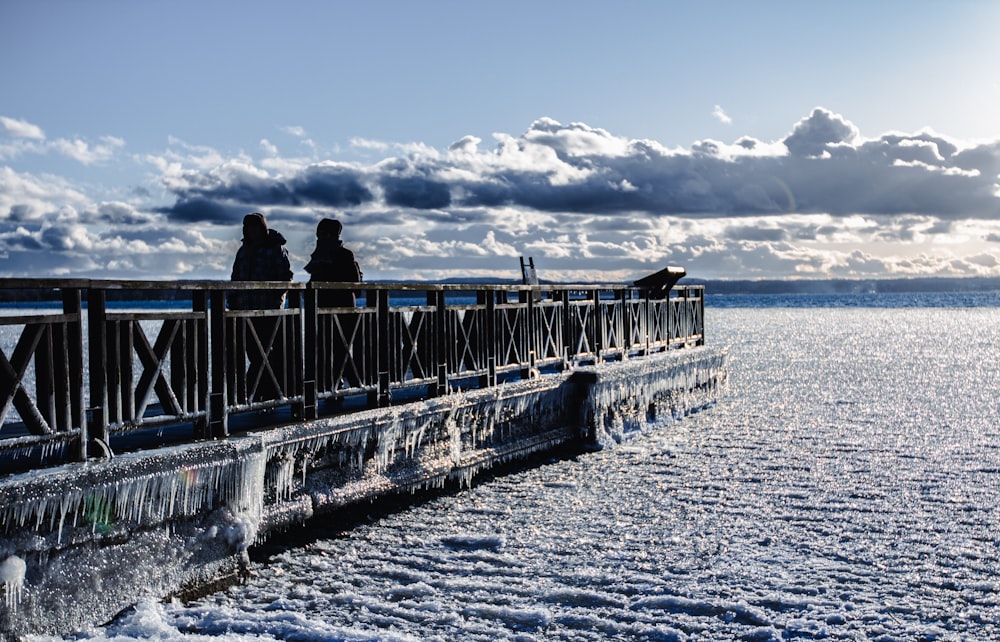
left=26, top=304, right=1000, bottom=641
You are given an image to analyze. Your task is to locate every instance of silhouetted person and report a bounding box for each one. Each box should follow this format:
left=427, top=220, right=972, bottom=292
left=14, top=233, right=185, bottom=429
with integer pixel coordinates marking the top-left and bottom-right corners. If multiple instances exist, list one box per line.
left=230, top=212, right=293, bottom=403
left=304, top=218, right=364, bottom=394
left=230, top=212, right=293, bottom=310
left=304, top=218, right=362, bottom=307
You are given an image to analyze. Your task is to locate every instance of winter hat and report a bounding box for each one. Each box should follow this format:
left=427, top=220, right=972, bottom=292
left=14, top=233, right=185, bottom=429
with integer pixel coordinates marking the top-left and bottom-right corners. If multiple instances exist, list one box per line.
left=317, top=218, right=342, bottom=238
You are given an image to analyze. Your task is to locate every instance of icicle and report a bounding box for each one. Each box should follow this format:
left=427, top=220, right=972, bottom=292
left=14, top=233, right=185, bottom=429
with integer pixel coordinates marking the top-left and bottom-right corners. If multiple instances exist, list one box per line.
left=0, top=555, right=25, bottom=615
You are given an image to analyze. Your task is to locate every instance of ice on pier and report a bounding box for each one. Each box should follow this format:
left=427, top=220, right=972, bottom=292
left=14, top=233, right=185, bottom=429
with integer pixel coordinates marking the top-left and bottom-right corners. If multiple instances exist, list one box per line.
left=0, top=438, right=266, bottom=548
left=0, top=556, right=25, bottom=614
left=1, top=347, right=726, bottom=555
left=260, top=375, right=579, bottom=515
left=577, top=346, right=729, bottom=448
left=0, top=344, right=728, bottom=638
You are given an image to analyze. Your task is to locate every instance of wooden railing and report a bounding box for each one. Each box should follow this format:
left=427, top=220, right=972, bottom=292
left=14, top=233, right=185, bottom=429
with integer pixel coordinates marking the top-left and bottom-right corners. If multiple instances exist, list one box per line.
left=0, top=279, right=704, bottom=474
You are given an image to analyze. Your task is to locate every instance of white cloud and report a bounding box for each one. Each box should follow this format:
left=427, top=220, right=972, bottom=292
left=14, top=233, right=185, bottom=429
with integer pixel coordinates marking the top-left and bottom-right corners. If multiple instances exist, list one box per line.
left=712, top=105, right=732, bottom=125
left=50, top=135, right=125, bottom=164
left=259, top=138, right=279, bottom=156
left=1, top=116, right=45, bottom=140
left=350, top=137, right=390, bottom=152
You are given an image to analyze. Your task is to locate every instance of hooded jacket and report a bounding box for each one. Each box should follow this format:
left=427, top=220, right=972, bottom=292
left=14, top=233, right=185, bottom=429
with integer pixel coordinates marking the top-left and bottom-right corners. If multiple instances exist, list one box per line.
left=230, top=228, right=293, bottom=309
left=304, top=237, right=361, bottom=307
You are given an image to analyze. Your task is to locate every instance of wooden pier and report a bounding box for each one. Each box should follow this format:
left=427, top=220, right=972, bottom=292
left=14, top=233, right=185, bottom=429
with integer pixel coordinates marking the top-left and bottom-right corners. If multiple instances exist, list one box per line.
left=0, top=276, right=723, bottom=638
left=0, top=278, right=704, bottom=474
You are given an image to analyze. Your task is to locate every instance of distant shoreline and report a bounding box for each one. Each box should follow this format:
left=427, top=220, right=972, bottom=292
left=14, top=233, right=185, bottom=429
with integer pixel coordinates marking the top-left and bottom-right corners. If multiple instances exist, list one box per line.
left=1, top=275, right=999, bottom=302
left=687, top=276, right=1000, bottom=296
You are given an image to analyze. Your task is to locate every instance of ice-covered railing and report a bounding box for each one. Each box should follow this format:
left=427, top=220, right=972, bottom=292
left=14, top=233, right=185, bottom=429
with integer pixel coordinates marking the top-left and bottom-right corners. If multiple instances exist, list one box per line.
left=0, top=373, right=582, bottom=552
left=0, top=439, right=266, bottom=545
left=576, top=346, right=729, bottom=447
left=0, top=278, right=705, bottom=475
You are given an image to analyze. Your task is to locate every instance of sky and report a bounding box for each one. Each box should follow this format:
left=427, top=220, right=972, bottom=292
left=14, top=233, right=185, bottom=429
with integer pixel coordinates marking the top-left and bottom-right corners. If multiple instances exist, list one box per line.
left=2, top=0, right=1000, bottom=284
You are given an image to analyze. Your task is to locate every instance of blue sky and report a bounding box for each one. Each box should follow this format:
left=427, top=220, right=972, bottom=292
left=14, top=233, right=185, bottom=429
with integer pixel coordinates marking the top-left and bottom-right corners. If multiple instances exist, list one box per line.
left=3, top=1, right=1000, bottom=283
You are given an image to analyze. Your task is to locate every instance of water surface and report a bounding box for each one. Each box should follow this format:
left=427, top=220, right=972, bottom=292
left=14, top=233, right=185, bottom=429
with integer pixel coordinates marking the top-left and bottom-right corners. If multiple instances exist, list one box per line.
left=32, top=301, right=1000, bottom=640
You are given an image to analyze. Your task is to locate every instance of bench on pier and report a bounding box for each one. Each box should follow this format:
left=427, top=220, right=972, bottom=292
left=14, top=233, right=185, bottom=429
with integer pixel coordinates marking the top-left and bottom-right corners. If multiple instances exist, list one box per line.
left=633, top=266, right=686, bottom=297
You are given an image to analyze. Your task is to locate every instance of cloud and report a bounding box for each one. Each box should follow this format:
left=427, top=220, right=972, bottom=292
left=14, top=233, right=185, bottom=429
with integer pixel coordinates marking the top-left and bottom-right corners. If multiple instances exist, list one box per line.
left=50, top=135, right=125, bottom=164
left=381, top=175, right=451, bottom=210
left=712, top=105, right=732, bottom=125
left=5, top=108, right=1000, bottom=282
left=782, top=108, right=859, bottom=157
left=1, top=116, right=45, bottom=140
left=1, top=116, right=126, bottom=164
left=281, top=126, right=307, bottom=138
left=158, top=162, right=375, bottom=225
left=292, top=164, right=373, bottom=207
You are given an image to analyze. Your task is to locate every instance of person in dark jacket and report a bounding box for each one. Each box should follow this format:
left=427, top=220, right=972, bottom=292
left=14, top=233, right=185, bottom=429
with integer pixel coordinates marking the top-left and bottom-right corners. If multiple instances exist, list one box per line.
left=230, top=212, right=293, bottom=310
left=304, top=218, right=362, bottom=308
left=304, top=218, right=364, bottom=394
left=229, top=212, right=294, bottom=403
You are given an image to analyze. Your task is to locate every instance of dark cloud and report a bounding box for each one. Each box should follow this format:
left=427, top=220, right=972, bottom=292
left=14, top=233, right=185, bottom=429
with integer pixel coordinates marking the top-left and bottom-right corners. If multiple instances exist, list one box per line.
left=88, top=202, right=156, bottom=225
left=39, top=225, right=77, bottom=250
left=158, top=198, right=247, bottom=225
left=7, top=204, right=33, bottom=222
left=289, top=166, right=373, bottom=207
left=184, top=172, right=296, bottom=206
left=381, top=175, right=451, bottom=210
left=2, top=230, right=43, bottom=251
left=159, top=166, right=374, bottom=223
left=154, top=108, right=1000, bottom=228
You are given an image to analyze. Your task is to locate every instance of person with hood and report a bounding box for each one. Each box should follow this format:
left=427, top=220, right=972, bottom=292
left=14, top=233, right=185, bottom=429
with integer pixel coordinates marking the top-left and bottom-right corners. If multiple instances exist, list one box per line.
left=304, top=218, right=364, bottom=394
left=304, top=218, right=362, bottom=307
left=229, top=212, right=293, bottom=403
left=230, top=212, right=293, bottom=310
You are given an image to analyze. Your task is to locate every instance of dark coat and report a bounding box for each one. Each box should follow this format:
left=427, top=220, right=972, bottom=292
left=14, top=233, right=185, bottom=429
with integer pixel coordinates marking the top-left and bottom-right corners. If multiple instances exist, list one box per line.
left=230, top=229, right=293, bottom=309
left=304, top=238, right=362, bottom=307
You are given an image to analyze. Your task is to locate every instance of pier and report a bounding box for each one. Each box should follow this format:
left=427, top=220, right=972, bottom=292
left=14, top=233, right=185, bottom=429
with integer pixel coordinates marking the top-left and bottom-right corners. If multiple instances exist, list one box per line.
left=0, top=276, right=727, bottom=638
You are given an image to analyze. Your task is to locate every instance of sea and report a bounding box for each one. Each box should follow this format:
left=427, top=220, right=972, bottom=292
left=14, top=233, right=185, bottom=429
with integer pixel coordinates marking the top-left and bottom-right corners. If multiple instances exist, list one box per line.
left=26, top=292, right=1000, bottom=641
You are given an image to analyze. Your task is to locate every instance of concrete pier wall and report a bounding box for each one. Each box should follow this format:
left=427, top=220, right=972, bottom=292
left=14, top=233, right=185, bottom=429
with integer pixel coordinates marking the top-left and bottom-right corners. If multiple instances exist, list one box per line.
left=0, top=346, right=726, bottom=638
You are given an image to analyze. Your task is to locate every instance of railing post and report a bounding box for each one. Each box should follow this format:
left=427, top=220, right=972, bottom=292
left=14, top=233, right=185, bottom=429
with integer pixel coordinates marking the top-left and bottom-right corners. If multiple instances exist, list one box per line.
left=208, top=289, right=228, bottom=438
left=365, top=289, right=378, bottom=408
left=301, top=287, right=318, bottom=420
left=63, top=287, right=87, bottom=461
left=672, top=290, right=681, bottom=343
left=434, top=290, right=447, bottom=396
left=560, top=290, right=571, bottom=369
left=696, top=286, right=706, bottom=346
left=286, top=290, right=305, bottom=420
left=522, top=286, right=536, bottom=379
left=644, top=289, right=653, bottom=354
left=592, top=289, right=603, bottom=363
left=619, top=289, right=630, bottom=356
left=191, top=291, right=210, bottom=435
left=486, top=292, right=497, bottom=387
left=376, top=289, right=391, bottom=407
left=86, top=287, right=109, bottom=447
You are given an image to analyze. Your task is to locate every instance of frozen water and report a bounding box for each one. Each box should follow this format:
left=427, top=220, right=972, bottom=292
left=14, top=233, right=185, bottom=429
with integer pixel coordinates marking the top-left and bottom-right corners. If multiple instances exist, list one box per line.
left=0, top=556, right=25, bottom=614
left=25, top=303, right=1000, bottom=640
